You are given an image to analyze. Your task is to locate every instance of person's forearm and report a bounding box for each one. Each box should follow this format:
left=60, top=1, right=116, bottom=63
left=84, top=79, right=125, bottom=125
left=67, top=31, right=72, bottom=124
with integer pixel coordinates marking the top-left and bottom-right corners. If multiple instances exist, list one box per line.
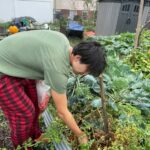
left=57, top=110, right=83, bottom=137
left=51, top=90, right=85, bottom=138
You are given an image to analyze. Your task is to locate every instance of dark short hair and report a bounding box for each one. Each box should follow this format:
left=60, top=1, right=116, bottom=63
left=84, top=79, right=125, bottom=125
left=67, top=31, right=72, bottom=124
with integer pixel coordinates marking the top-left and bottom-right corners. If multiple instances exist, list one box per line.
left=72, top=41, right=106, bottom=77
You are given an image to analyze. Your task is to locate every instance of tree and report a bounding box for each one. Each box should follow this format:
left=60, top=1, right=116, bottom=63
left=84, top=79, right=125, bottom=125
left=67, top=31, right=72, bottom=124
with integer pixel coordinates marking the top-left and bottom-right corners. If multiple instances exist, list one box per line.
left=134, top=0, right=144, bottom=48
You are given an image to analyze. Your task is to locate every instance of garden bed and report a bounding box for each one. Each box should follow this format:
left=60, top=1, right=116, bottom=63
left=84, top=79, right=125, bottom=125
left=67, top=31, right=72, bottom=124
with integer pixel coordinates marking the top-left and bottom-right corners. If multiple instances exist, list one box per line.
left=0, top=30, right=150, bottom=150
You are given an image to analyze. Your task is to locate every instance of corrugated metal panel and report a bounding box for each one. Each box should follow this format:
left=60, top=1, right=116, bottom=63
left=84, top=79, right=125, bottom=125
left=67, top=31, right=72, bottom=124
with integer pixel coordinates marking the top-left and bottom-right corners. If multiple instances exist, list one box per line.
left=96, top=2, right=121, bottom=36
left=42, top=109, right=72, bottom=150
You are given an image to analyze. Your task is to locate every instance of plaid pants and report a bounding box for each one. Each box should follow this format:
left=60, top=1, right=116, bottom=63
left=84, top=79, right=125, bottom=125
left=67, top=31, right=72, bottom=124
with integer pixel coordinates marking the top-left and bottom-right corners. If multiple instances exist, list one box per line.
left=0, top=75, right=42, bottom=148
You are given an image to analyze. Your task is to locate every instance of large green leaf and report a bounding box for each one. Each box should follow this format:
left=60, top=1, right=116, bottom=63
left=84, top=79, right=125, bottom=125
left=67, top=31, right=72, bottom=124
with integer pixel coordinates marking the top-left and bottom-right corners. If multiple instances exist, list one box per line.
left=82, top=75, right=97, bottom=86
left=91, top=98, right=102, bottom=108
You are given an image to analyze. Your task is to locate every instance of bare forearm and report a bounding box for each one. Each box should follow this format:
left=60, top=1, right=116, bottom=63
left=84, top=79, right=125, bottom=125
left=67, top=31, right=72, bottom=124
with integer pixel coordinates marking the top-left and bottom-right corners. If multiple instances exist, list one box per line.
left=58, top=110, right=82, bottom=136
left=51, top=90, right=87, bottom=143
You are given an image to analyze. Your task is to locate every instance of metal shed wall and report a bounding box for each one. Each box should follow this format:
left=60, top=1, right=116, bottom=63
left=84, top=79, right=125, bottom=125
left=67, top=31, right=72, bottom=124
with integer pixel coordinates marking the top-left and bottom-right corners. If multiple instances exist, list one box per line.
left=146, top=8, right=150, bottom=21
left=142, top=6, right=150, bottom=24
left=96, top=2, right=121, bottom=36
left=96, top=0, right=150, bottom=36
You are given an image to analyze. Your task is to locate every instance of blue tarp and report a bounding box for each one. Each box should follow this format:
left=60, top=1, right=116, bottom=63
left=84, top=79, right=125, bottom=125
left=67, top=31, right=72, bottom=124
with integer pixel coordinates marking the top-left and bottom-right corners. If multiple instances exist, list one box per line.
left=68, top=21, right=84, bottom=31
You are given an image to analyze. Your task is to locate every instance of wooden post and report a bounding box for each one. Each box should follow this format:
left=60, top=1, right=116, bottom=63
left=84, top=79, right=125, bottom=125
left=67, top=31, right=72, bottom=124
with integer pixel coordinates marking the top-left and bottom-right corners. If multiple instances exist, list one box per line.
left=99, top=74, right=109, bottom=134
left=134, top=0, right=145, bottom=49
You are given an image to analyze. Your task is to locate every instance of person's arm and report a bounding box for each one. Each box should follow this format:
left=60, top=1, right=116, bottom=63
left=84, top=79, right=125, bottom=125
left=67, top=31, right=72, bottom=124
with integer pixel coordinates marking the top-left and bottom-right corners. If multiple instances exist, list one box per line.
left=51, top=89, right=88, bottom=144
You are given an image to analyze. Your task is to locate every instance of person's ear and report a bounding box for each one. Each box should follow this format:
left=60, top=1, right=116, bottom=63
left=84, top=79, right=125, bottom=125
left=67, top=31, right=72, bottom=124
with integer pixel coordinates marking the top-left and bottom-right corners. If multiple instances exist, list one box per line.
left=74, top=55, right=81, bottom=62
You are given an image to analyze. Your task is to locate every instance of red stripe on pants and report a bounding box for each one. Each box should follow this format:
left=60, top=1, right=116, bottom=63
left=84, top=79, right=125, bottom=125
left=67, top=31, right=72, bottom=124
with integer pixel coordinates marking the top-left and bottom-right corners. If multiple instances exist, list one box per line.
left=0, top=75, right=42, bottom=148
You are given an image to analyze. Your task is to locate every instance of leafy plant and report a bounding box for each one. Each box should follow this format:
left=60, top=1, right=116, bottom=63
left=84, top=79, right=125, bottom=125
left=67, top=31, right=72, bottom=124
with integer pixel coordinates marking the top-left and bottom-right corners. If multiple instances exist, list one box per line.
left=139, top=29, right=150, bottom=51
left=87, top=32, right=134, bottom=56
left=125, top=50, right=150, bottom=78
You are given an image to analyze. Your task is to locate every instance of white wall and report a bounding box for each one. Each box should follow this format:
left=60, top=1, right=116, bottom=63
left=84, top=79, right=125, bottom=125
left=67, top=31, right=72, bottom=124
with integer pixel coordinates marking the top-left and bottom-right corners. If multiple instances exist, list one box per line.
left=0, top=0, right=15, bottom=22
left=0, top=0, right=53, bottom=23
left=15, top=0, right=53, bottom=23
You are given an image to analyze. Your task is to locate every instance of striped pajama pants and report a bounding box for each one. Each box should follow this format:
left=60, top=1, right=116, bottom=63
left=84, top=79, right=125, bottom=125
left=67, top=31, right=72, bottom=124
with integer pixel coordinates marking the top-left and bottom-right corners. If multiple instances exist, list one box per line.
left=0, top=75, right=42, bottom=148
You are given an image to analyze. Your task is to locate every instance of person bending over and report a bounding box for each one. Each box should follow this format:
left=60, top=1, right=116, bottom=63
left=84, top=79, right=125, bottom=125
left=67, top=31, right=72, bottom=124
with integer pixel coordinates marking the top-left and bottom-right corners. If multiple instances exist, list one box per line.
left=0, top=30, right=106, bottom=148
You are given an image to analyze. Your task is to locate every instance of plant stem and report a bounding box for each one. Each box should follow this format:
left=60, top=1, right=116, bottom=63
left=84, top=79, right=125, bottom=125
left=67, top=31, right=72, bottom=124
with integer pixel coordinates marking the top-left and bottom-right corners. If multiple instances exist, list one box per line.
left=99, top=74, right=109, bottom=134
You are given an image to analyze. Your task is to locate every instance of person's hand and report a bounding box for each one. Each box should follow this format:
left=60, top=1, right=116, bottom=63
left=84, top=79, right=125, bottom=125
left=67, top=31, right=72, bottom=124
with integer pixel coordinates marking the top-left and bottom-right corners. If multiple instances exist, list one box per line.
left=77, top=132, right=88, bottom=144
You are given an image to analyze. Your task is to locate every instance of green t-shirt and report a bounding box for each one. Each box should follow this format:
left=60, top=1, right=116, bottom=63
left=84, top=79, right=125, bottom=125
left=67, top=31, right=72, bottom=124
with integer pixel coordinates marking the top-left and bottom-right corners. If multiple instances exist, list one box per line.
left=0, top=30, right=70, bottom=93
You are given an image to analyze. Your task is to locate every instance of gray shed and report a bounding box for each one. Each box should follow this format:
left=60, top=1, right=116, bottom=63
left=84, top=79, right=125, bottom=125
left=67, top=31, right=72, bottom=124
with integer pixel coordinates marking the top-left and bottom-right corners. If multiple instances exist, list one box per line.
left=96, top=0, right=150, bottom=36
